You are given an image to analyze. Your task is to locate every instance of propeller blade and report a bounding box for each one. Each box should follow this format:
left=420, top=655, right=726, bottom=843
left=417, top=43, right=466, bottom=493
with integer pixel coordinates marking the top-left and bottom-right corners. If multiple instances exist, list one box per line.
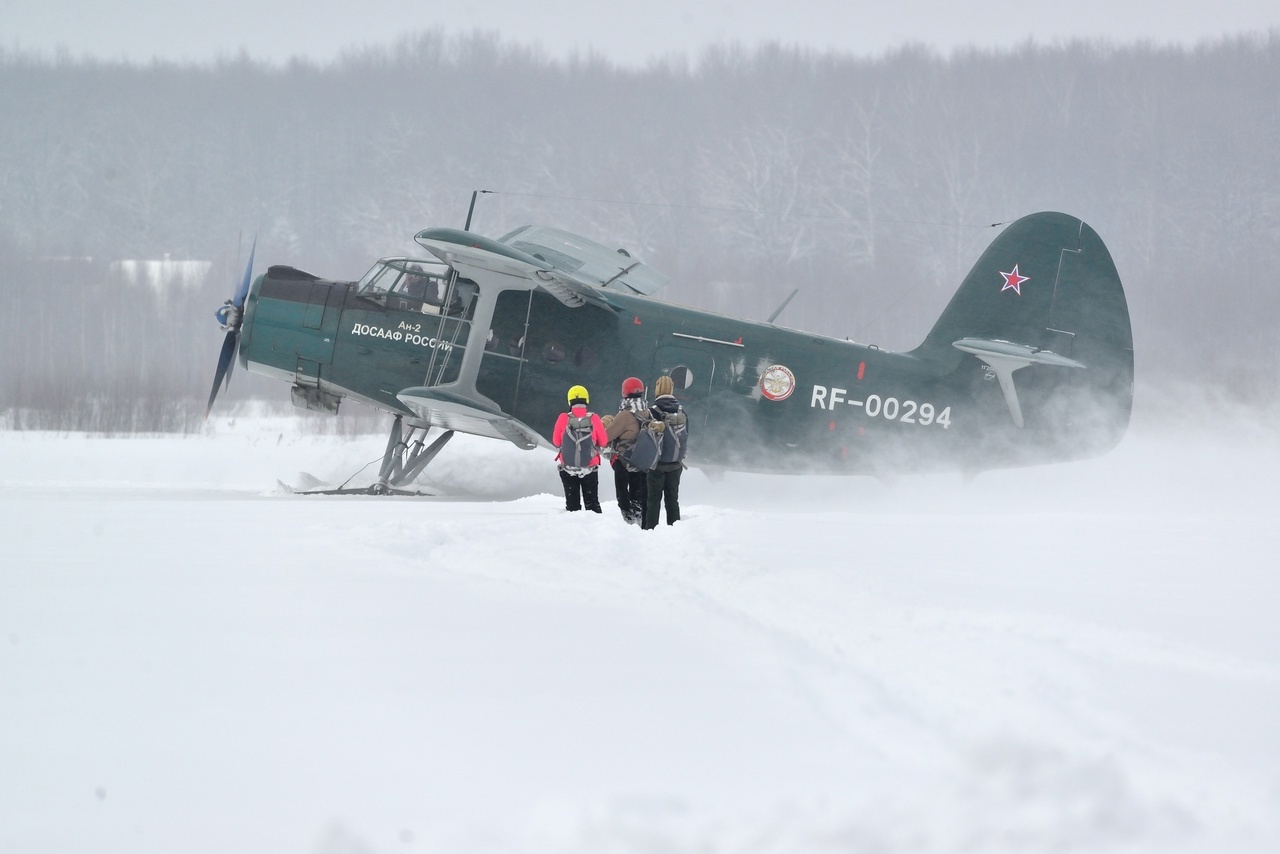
left=205, top=329, right=239, bottom=418
left=222, top=339, right=237, bottom=389
left=233, top=237, right=257, bottom=308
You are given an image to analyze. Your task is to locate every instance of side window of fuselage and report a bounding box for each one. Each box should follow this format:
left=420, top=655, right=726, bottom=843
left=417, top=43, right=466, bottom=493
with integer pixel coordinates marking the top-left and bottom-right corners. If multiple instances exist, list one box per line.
left=670, top=364, right=694, bottom=390
left=487, top=291, right=532, bottom=359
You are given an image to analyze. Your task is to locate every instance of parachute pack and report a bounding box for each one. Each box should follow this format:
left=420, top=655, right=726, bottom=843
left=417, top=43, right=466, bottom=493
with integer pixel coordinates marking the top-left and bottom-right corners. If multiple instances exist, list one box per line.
left=626, top=406, right=688, bottom=472
left=560, top=413, right=598, bottom=474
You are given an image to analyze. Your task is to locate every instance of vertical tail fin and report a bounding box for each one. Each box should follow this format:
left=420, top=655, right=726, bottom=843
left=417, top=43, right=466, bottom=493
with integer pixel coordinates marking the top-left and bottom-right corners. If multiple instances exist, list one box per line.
left=914, top=211, right=1134, bottom=457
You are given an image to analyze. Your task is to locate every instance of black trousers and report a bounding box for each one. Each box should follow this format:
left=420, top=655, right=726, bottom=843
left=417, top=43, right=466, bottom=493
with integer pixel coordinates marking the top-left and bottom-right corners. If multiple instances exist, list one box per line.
left=559, top=468, right=601, bottom=512
left=611, top=457, right=647, bottom=524
left=642, top=467, right=682, bottom=529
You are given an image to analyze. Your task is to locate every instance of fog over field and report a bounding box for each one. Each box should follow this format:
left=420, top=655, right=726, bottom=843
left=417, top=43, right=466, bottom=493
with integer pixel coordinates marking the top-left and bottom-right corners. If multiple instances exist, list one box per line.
left=5, top=0, right=1278, bottom=68
left=2, top=31, right=1280, bottom=429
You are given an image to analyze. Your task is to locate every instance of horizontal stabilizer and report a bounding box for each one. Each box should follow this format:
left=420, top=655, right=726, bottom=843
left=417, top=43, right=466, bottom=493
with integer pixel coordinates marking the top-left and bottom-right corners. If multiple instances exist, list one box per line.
left=953, top=337, right=1086, bottom=370
left=953, top=337, right=1085, bottom=428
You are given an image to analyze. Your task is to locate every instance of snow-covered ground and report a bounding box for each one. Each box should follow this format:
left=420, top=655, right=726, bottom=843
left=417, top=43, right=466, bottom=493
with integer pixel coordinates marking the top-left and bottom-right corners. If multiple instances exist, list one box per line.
left=2, top=409, right=1278, bottom=853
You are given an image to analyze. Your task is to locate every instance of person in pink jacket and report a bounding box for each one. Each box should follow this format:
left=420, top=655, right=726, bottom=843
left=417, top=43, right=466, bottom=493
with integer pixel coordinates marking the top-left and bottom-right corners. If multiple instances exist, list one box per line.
left=552, top=384, right=608, bottom=513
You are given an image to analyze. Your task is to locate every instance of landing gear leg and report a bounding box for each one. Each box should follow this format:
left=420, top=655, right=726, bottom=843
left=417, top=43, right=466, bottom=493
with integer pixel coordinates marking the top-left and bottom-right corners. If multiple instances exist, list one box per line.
left=370, top=415, right=455, bottom=495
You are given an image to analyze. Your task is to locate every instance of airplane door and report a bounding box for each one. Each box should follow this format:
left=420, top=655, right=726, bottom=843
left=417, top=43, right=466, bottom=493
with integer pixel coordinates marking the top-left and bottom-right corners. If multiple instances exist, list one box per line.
left=294, top=283, right=342, bottom=388
left=653, top=345, right=715, bottom=427
left=297, top=282, right=342, bottom=365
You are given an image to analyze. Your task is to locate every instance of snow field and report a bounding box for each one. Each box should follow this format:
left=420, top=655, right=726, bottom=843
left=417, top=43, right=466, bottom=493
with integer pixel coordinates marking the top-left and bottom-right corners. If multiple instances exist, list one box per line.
left=1, top=417, right=1277, bottom=852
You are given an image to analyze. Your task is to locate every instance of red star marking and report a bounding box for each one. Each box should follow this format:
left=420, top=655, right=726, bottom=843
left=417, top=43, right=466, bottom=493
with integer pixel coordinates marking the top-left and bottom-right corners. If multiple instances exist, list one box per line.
left=1000, top=264, right=1029, bottom=295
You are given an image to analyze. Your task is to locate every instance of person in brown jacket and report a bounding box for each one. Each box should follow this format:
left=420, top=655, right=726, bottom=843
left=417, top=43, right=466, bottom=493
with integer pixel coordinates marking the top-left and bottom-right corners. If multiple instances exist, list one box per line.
left=603, top=376, right=649, bottom=524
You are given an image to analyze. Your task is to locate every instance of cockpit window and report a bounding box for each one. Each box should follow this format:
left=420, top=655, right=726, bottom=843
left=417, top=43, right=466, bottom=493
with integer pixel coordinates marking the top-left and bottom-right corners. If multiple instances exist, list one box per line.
left=393, top=265, right=431, bottom=300
left=357, top=262, right=401, bottom=294
left=356, top=258, right=477, bottom=319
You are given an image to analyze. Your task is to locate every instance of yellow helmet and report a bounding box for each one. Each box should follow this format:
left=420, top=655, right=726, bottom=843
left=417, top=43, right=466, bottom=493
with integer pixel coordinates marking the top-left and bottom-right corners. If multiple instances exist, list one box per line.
left=567, top=385, right=589, bottom=405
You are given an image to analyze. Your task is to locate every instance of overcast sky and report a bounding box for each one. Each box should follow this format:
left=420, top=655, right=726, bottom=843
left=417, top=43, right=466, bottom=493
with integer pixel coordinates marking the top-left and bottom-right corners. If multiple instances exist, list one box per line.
left=3, top=0, right=1278, bottom=66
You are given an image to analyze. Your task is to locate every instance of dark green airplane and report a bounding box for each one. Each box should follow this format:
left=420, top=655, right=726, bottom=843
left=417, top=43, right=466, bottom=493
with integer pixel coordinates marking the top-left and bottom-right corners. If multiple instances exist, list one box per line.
left=207, top=211, right=1133, bottom=492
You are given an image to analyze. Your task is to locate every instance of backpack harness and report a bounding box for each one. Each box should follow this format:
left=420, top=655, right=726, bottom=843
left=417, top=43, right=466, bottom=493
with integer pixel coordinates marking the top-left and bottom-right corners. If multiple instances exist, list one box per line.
left=560, top=412, right=598, bottom=475
left=625, top=404, right=688, bottom=472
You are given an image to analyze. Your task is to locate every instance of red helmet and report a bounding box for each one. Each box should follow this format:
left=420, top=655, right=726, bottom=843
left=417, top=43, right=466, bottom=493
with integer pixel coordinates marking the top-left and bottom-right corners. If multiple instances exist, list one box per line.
left=621, top=377, right=645, bottom=398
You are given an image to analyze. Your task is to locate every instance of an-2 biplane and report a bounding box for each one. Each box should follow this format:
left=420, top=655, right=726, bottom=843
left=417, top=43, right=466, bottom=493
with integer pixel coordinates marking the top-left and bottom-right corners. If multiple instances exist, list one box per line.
left=207, top=210, right=1133, bottom=493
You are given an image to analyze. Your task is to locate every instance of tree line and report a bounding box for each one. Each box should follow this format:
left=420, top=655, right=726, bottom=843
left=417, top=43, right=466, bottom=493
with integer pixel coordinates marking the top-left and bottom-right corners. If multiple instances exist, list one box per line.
left=2, top=32, right=1277, bottom=430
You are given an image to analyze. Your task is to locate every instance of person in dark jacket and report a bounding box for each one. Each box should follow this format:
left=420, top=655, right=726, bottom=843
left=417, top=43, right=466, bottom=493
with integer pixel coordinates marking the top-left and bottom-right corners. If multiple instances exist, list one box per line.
left=552, top=384, right=608, bottom=513
left=604, top=376, right=649, bottom=525
left=642, top=375, right=685, bottom=529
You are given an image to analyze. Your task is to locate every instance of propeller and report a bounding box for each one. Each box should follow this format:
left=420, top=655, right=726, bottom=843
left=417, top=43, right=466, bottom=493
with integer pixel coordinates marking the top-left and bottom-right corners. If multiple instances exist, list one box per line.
left=205, top=238, right=256, bottom=417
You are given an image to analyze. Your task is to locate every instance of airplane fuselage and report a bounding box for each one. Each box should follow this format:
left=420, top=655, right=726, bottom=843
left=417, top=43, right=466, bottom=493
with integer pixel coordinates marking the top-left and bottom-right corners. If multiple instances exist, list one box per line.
left=239, top=216, right=1133, bottom=477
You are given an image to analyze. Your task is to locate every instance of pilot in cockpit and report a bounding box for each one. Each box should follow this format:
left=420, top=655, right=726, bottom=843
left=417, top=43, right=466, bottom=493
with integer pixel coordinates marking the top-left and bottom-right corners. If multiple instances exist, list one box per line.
left=401, top=264, right=428, bottom=301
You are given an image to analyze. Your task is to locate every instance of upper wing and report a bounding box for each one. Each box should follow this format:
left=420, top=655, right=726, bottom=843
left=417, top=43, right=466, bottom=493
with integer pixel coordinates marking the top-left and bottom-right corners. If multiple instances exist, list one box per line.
left=414, top=227, right=617, bottom=310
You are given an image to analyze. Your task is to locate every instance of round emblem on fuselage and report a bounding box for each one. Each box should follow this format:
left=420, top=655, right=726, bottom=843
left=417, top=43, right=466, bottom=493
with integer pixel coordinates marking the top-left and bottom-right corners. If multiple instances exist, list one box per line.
left=760, top=364, right=796, bottom=401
